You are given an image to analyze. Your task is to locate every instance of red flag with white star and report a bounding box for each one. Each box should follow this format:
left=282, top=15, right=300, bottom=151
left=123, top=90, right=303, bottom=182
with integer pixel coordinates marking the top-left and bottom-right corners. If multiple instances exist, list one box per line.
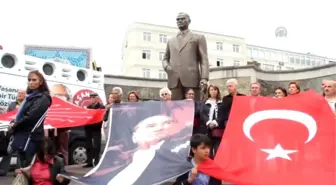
left=198, top=90, right=336, bottom=185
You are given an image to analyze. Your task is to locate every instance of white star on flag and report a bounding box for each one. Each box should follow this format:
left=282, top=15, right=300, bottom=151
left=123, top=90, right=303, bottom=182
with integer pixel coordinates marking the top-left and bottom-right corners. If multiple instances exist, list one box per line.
left=261, top=144, right=298, bottom=160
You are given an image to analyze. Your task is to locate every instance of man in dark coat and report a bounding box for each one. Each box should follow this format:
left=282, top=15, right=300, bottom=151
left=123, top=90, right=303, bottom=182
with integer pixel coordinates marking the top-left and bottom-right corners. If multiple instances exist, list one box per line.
left=214, top=79, right=245, bottom=155
left=83, top=92, right=105, bottom=167
left=0, top=89, right=26, bottom=176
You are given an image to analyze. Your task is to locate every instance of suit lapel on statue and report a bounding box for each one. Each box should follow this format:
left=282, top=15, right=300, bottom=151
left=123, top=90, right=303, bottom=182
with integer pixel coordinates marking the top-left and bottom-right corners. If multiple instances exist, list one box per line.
left=179, top=32, right=192, bottom=53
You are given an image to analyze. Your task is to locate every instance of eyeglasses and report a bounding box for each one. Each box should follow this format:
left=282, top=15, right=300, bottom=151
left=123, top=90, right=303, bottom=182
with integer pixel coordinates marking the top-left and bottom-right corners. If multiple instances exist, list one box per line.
left=28, top=78, right=37, bottom=82
left=161, top=93, right=168, bottom=96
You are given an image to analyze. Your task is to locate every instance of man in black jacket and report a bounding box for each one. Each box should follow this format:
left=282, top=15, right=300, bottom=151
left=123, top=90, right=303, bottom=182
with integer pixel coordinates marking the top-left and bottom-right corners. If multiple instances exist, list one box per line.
left=217, top=79, right=245, bottom=129
left=213, top=79, right=245, bottom=156
left=0, top=89, right=26, bottom=176
left=6, top=89, right=26, bottom=112
left=83, top=92, right=105, bottom=168
left=103, top=87, right=123, bottom=123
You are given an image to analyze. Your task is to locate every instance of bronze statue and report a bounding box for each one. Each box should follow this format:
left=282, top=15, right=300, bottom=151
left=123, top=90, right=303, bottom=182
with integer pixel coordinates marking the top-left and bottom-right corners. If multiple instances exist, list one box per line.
left=162, top=12, right=209, bottom=100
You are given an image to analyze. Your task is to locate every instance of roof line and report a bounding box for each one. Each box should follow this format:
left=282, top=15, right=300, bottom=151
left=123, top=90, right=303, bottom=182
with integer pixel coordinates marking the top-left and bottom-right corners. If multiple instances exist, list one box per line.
left=130, top=22, right=335, bottom=60
left=247, top=44, right=333, bottom=59
left=132, top=22, right=245, bottom=39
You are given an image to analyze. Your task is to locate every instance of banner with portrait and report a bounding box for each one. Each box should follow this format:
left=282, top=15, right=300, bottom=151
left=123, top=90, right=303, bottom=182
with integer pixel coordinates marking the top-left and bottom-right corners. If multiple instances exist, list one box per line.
left=62, top=100, right=194, bottom=185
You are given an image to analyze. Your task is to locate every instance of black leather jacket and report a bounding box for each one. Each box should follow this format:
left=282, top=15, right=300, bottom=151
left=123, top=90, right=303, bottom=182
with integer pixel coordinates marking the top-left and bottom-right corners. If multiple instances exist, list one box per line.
left=13, top=91, right=52, bottom=141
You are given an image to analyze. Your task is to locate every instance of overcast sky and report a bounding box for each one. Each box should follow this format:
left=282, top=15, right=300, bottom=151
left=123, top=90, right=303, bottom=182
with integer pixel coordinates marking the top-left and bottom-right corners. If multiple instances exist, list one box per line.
left=0, top=0, right=334, bottom=75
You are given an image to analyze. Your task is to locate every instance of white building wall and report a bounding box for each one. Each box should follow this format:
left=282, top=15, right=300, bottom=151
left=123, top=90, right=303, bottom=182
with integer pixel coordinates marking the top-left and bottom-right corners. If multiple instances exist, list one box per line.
left=247, top=45, right=331, bottom=71
left=122, top=22, right=247, bottom=78
left=122, top=22, right=334, bottom=77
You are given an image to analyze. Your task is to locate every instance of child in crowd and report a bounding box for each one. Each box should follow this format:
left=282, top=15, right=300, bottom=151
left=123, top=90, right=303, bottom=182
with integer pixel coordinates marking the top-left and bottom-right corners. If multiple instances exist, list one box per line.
left=173, top=134, right=222, bottom=185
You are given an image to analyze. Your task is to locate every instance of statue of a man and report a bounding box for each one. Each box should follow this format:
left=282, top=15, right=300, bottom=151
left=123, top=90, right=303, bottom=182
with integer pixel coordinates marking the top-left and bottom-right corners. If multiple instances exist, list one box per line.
left=162, top=12, right=209, bottom=100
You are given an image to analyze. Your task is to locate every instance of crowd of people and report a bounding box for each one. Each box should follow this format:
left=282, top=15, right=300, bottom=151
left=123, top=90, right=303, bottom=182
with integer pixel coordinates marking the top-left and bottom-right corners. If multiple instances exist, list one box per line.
left=97, top=78, right=336, bottom=185
left=0, top=69, right=335, bottom=185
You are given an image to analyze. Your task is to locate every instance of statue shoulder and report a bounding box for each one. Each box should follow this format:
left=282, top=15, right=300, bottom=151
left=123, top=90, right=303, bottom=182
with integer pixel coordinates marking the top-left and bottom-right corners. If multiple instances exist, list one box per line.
left=192, top=32, right=206, bottom=40
left=168, top=36, right=175, bottom=43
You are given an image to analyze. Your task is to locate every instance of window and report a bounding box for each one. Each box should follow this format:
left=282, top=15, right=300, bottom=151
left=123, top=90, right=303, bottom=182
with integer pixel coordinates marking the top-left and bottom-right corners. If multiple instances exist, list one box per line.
left=275, top=66, right=281, bottom=70
left=271, top=52, right=276, bottom=60
left=316, top=59, right=321, bottom=65
left=252, top=48, right=258, bottom=57
left=286, top=67, right=294, bottom=70
left=290, top=56, right=294, bottom=64
left=301, top=57, right=306, bottom=66
left=216, top=42, right=223, bottom=51
left=276, top=52, right=282, bottom=61
left=158, top=70, right=167, bottom=79
left=233, top=60, right=240, bottom=66
left=216, top=58, right=224, bottom=67
left=259, top=50, right=265, bottom=58
left=295, top=57, right=300, bottom=65
left=247, top=47, right=252, bottom=57
left=263, top=64, right=274, bottom=71
left=159, top=34, right=168, bottom=43
left=265, top=51, right=270, bottom=58
left=142, top=50, right=151, bottom=60
left=306, top=58, right=311, bottom=65
left=143, top=32, right=151, bottom=41
left=159, top=52, right=165, bottom=61
left=233, top=44, right=240, bottom=53
left=142, top=68, right=151, bottom=78
left=283, top=53, right=289, bottom=62
left=311, top=59, right=316, bottom=66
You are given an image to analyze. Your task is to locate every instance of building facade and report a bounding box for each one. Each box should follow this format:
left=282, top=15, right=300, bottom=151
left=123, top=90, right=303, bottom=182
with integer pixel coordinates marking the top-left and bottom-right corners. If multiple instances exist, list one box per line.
left=121, top=22, right=334, bottom=78
left=121, top=22, right=247, bottom=78
left=247, top=44, right=332, bottom=71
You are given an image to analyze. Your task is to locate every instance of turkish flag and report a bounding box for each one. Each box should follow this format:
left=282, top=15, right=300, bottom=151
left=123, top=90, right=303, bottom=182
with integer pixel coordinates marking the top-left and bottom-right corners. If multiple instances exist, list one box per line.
left=198, top=90, right=336, bottom=185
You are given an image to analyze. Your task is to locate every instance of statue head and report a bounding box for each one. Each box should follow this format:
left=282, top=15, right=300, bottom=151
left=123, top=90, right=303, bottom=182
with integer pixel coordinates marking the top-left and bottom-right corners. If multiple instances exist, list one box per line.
left=176, top=12, right=191, bottom=31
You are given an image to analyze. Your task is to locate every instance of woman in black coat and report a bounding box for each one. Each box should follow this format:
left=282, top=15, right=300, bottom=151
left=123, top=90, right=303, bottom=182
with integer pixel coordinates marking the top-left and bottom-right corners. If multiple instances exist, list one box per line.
left=9, top=70, right=52, bottom=168
left=199, top=85, right=223, bottom=157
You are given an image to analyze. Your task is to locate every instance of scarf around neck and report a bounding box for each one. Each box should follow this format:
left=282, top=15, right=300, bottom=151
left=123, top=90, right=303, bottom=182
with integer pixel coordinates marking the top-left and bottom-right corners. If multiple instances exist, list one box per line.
left=15, top=91, right=39, bottom=121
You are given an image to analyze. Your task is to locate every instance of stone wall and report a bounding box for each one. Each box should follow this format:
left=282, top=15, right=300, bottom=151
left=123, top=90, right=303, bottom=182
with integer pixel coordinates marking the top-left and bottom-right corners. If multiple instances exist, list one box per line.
left=104, top=75, right=165, bottom=101
left=258, top=74, right=336, bottom=96
left=104, top=63, right=336, bottom=100
left=104, top=84, right=161, bottom=101
left=254, top=63, right=336, bottom=96
left=210, top=77, right=251, bottom=96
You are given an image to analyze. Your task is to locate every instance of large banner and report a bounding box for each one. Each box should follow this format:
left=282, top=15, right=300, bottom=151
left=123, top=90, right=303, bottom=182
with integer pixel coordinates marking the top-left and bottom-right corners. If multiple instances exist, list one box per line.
left=0, top=97, right=105, bottom=131
left=0, top=85, right=19, bottom=114
left=63, top=100, right=194, bottom=185
left=0, top=72, right=105, bottom=115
